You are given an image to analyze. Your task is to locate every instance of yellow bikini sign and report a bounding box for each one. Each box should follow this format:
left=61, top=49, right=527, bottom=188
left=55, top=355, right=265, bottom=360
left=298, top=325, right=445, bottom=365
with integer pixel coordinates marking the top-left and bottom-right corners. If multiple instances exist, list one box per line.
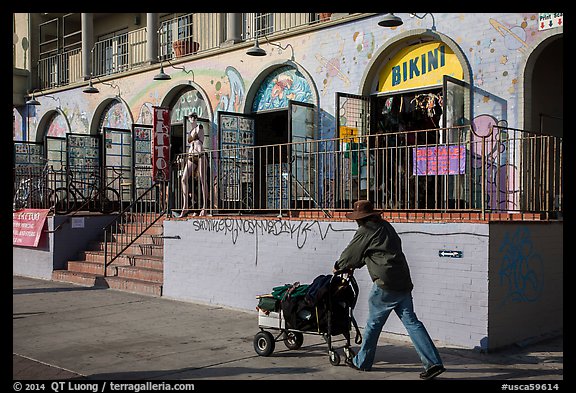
left=379, top=42, right=463, bottom=92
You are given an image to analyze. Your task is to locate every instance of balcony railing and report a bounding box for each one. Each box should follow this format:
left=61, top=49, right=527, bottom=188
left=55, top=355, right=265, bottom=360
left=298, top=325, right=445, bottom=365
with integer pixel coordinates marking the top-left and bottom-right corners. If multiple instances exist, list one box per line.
left=36, top=13, right=353, bottom=88
left=92, top=27, right=147, bottom=78
left=166, top=126, right=563, bottom=219
left=38, top=48, right=82, bottom=90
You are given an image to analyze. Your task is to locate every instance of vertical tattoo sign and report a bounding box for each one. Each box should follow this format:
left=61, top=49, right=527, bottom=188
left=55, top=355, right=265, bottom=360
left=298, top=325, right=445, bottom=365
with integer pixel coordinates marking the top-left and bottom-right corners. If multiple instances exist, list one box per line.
left=152, top=107, right=171, bottom=181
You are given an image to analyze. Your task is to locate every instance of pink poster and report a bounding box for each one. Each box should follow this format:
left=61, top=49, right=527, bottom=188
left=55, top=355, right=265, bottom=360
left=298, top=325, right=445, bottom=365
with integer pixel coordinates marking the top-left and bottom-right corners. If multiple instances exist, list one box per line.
left=413, top=145, right=466, bottom=176
left=152, top=107, right=171, bottom=181
left=13, top=209, right=50, bottom=247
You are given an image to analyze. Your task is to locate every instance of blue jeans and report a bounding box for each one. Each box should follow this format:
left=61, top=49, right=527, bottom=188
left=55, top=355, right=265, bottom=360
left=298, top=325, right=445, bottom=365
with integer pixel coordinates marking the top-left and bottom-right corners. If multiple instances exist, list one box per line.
left=353, top=284, right=443, bottom=371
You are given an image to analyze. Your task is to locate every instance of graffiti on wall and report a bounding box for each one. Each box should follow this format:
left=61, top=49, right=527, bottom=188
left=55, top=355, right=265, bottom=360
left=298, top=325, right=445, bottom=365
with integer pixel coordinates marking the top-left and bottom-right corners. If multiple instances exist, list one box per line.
left=191, top=218, right=355, bottom=249
left=471, top=114, right=519, bottom=211
left=314, top=35, right=351, bottom=95
left=497, top=226, right=544, bottom=305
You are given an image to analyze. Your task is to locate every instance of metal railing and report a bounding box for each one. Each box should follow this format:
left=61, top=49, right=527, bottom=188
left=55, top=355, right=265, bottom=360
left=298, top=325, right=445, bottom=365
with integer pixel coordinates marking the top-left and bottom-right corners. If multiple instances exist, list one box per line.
left=49, top=165, right=125, bottom=215
left=38, top=48, right=82, bottom=90
left=167, top=126, right=563, bottom=218
left=159, top=13, right=221, bottom=60
left=36, top=13, right=353, bottom=87
left=102, top=181, right=167, bottom=275
left=13, top=162, right=58, bottom=212
left=92, top=28, right=147, bottom=77
left=242, top=12, right=349, bottom=40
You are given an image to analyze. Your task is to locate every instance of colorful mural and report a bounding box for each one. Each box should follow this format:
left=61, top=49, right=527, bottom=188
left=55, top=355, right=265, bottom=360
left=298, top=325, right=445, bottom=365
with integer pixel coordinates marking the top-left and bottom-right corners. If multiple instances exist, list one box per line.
left=251, top=66, right=313, bottom=112
left=47, top=112, right=68, bottom=138
left=12, top=13, right=559, bottom=151
left=100, top=101, right=131, bottom=130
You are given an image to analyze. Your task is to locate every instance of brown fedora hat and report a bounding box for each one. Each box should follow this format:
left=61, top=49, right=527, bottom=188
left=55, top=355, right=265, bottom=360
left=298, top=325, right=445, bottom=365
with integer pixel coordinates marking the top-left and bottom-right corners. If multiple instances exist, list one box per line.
left=345, top=200, right=382, bottom=220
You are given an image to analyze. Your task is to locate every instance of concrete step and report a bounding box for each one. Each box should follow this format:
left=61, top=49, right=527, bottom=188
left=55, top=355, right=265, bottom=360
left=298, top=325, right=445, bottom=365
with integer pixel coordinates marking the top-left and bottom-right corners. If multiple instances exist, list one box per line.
left=66, top=260, right=105, bottom=276
left=77, top=251, right=163, bottom=269
left=87, top=242, right=163, bottom=257
left=80, top=251, right=131, bottom=265
left=54, top=212, right=165, bottom=298
left=106, top=233, right=164, bottom=246
left=114, top=265, right=163, bottom=283
left=111, top=223, right=164, bottom=236
left=52, top=270, right=162, bottom=297
left=132, top=255, right=163, bottom=270
left=120, top=213, right=165, bottom=224
left=51, top=270, right=102, bottom=287
left=103, top=276, right=162, bottom=297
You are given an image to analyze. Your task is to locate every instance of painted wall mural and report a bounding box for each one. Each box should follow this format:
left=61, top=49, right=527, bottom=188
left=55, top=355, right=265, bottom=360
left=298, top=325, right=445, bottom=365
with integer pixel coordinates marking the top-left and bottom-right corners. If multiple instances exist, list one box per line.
left=315, top=34, right=351, bottom=96
left=100, top=101, right=131, bottom=130
left=217, top=66, right=245, bottom=113
left=46, top=112, right=68, bottom=138
left=470, top=114, right=518, bottom=211
left=251, top=66, right=313, bottom=112
left=13, top=13, right=559, bottom=158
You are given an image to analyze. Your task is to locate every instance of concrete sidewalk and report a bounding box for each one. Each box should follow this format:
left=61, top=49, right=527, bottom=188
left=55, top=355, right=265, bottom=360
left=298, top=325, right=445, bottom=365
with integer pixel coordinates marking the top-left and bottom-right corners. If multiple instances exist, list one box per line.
left=13, top=275, right=563, bottom=382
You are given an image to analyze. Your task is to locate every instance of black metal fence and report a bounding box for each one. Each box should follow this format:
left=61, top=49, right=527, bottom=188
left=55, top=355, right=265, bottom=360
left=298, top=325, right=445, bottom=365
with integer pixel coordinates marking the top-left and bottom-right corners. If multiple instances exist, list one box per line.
left=13, top=126, right=563, bottom=219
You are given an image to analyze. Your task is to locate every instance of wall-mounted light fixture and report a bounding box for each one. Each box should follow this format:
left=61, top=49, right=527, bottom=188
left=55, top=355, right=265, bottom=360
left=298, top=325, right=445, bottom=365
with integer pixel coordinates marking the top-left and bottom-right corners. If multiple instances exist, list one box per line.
left=82, top=74, right=121, bottom=96
left=153, top=57, right=194, bottom=81
left=410, top=13, right=436, bottom=31
left=246, top=35, right=295, bottom=60
left=378, top=13, right=403, bottom=27
left=25, top=89, right=61, bottom=107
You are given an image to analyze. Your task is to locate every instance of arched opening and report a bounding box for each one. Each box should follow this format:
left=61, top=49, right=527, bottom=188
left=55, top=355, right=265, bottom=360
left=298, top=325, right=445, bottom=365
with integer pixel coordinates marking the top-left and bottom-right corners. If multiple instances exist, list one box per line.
left=527, top=36, right=563, bottom=136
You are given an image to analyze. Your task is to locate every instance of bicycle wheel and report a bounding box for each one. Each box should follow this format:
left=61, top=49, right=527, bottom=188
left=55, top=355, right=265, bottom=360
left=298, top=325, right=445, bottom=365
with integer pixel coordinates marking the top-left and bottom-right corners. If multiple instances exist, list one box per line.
left=99, top=187, right=120, bottom=213
left=13, top=185, right=28, bottom=211
left=50, top=187, right=76, bottom=214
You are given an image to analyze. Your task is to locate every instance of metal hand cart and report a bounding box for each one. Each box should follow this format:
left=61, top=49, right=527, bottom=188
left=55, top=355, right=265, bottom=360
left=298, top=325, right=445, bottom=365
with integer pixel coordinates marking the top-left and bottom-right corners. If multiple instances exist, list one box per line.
left=253, top=271, right=362, bottom=366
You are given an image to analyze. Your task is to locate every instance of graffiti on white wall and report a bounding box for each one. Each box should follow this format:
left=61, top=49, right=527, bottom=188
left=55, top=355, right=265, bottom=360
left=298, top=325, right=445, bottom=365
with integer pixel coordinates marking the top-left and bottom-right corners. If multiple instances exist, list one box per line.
left=191, top=218, right=355, bottom=249
left=497, top=226, right=544, bottom=304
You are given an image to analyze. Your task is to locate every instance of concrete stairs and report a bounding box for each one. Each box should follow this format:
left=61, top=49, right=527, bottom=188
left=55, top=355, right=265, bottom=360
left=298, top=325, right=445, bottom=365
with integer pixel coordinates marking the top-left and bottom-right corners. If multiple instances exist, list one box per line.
left=51, top=215, right=165, bottom=296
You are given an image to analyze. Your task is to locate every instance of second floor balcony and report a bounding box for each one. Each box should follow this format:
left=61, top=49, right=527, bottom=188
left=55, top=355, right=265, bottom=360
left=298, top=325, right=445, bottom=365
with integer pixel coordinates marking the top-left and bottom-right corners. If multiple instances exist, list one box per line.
left=36, top=12, right=351, bottom=90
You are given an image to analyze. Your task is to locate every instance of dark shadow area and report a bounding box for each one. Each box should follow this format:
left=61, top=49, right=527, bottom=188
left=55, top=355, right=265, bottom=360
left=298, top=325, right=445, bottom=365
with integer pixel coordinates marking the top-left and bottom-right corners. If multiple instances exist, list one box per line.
left=13, top=285, right=108, bottom=295
left=13, top=311, right=46, bottom=319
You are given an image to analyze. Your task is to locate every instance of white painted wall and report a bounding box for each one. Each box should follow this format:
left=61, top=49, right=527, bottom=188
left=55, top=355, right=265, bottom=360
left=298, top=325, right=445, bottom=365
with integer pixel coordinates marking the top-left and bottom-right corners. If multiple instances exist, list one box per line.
left=163, top=218, right=490, bottom=348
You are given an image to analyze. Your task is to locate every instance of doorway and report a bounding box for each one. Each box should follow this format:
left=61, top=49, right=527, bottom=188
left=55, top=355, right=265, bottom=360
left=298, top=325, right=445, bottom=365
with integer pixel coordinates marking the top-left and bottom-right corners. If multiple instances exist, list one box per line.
left=253, top=109, right=289, bottom=210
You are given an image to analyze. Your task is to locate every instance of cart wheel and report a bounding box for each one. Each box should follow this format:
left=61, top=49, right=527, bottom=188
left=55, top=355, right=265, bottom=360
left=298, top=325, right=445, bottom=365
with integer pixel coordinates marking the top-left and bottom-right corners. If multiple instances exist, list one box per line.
left=254, top=331, right=275, bottom=357
left=344, top=347, right=356, bottom=360
left=284, top=331, right=304, bottom=350
left=329, top=350, right=341, bottom=366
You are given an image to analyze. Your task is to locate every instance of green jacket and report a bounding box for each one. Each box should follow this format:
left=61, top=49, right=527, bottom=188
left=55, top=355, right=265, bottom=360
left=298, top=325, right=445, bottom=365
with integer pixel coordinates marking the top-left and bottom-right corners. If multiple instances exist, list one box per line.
left=335, top=218, right=414, bottom=292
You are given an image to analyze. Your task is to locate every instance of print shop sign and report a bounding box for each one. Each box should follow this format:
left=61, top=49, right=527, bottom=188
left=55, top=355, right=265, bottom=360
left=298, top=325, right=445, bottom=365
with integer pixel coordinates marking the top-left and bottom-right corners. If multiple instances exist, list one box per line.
left=379, top=41, right=463, bottom=92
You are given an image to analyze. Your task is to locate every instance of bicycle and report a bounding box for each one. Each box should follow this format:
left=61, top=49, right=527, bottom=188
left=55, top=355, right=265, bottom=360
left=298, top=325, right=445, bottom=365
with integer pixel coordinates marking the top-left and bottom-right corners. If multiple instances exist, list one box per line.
left=13, top=163, right=58, bottom=212
left=51, top=169, right=120, bottom=214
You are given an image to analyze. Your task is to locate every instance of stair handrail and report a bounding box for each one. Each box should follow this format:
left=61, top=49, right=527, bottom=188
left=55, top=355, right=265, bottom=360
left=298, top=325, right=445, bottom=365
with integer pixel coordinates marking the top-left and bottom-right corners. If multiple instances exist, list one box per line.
left=102, top=181, right=167, bottom=276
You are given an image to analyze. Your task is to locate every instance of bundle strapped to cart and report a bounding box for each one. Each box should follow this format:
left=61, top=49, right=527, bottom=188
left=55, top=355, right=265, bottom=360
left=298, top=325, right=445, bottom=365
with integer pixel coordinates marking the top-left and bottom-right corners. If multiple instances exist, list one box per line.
left=253, top=270, right=362, bottom=366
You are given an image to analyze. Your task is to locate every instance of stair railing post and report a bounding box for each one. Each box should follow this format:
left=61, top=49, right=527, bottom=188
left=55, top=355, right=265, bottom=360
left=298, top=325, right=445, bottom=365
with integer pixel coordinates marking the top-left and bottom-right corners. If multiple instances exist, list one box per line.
left=103, top=227, right=108, bottom=277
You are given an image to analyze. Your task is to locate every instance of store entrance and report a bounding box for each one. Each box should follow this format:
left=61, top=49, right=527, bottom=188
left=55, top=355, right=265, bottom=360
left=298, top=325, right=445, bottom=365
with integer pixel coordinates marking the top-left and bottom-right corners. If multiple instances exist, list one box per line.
left=372, top=87, right=444, bottom=209
left=253, top=109, right=289, bottom=210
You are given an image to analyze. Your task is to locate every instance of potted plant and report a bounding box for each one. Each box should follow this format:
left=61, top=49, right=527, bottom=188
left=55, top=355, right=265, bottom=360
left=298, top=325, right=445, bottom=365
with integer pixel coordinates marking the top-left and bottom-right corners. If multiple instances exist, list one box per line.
left=173, top=39, right=188, bottom=58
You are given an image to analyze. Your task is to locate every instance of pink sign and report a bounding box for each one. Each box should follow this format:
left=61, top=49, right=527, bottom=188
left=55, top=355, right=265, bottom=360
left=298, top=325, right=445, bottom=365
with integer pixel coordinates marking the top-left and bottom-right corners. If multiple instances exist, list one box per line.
left=13, top=209, right=50, bottom=247
left=413, top=145, right=466, bottom=176
left=152, top=107, right=171, bottom=181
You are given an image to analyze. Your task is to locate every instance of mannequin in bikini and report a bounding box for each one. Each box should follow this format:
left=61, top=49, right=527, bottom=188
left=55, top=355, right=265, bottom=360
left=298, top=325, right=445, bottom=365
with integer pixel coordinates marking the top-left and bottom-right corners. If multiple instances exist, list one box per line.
left=181, top=113, right=207, bottom=216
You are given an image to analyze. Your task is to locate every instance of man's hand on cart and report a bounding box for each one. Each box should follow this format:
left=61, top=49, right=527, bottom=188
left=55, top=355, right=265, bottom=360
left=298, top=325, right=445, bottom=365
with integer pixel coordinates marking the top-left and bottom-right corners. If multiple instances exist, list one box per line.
left=332, top=265, right=354, bottom=276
